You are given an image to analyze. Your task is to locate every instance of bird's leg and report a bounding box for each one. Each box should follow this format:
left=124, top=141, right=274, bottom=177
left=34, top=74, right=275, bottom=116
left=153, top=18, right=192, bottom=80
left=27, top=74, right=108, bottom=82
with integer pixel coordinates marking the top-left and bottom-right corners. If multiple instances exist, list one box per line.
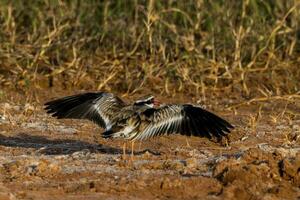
left=122, top=142, right=127, bottom=160
left=131, top=141, right=135, bottom=161
left=138, top=141, right=142, bottom=151
left=185, top=137, right=191, bottom=148
left=224, top=135, right=230, bottom=147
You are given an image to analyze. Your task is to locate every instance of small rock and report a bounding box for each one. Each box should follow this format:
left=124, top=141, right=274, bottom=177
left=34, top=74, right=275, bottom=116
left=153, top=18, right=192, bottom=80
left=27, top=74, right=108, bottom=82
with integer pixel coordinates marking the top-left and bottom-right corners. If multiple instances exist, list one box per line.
left=55, top=125, right=77, bottom=134
left=276, top=125, right=286, bottom=130
left=241, top=136, right=249, bottom=141
left=256, top=131, right=265, bottom=137
left=292, top=124, right=299, bottom=130
left=26, top=164, right=38, bottom=175
left=257, top=143, right=274, bottom=153
left=71, top=149, right=91, bottom=158
left=0, top=115, right=6, bottom=123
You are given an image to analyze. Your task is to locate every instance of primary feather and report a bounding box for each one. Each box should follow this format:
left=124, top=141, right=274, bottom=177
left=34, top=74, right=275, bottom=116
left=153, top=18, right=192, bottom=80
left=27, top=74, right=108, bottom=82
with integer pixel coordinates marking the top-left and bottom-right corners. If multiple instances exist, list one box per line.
left=132, top=104, right=233, bottom=141
left=44, top=92, right=125, bottom=130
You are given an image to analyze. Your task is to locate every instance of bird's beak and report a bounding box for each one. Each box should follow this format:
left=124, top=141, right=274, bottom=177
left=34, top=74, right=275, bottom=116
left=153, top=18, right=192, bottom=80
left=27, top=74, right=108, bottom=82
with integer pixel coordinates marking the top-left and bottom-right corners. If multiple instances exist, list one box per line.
left=153, top=99, right=160, bottom=107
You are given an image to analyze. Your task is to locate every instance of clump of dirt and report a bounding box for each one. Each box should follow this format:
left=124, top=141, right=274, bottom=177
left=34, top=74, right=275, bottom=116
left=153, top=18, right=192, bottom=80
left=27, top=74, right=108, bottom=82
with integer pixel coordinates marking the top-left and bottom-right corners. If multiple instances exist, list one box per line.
left=213, top=148, right=300, bottom=200
left=279, top=156, right=300, bottom=187
left=0, top=158, right=61, bottom=182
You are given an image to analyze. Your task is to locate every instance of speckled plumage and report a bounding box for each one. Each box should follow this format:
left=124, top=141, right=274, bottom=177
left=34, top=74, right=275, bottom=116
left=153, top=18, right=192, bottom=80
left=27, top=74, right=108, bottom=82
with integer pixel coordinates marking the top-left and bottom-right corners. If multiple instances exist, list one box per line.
left=45, top=92, right=234, bottom=141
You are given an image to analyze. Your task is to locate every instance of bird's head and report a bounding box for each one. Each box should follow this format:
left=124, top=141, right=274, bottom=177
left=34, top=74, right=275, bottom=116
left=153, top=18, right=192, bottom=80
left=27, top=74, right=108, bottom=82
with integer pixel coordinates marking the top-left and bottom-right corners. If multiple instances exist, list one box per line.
left=134, top=95, right=160, bottom=108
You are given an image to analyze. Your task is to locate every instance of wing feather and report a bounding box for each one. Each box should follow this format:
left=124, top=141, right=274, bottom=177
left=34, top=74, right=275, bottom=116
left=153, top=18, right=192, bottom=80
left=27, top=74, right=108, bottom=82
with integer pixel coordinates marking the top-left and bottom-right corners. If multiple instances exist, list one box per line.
left=134, top=104, right=233, bottom=140
left=44, top=92, right=125, bottom=130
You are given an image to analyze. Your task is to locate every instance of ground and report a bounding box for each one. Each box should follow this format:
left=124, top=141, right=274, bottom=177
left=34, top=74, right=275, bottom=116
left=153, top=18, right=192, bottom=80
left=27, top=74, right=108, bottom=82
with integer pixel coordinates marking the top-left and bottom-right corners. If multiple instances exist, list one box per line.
left=0, top=91, right=299, bottom=200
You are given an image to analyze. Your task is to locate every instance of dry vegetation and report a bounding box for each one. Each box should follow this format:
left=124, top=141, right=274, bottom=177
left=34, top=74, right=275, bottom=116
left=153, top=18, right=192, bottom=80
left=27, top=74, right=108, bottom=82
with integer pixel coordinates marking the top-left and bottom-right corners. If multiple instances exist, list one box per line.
left=0, top=1, right=300, bottom=199
left=0, top=0, right=299, bottom=97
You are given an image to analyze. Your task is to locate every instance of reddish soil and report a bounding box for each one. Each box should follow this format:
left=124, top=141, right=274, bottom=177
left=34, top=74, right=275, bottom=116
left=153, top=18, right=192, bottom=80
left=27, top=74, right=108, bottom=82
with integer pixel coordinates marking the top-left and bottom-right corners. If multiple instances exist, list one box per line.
left=0, top=91, right=299, bottom=200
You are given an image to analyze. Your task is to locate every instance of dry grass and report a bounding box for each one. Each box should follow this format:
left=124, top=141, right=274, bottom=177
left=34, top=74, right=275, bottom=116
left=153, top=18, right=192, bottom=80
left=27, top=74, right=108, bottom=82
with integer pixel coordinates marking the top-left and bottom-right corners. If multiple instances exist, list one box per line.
left=0, top=1, right=299, bottom=103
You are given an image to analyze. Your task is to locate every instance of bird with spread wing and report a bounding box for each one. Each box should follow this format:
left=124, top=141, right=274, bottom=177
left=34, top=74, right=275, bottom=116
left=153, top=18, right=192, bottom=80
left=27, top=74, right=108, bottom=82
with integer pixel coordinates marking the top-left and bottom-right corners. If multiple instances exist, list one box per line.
left=45, top=92, right=234, bottom=158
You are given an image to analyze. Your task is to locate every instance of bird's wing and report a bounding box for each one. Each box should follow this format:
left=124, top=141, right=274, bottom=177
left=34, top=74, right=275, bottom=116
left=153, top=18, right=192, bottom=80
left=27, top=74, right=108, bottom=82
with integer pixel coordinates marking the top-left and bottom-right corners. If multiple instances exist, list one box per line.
left=44, top=92, right=125, bottom=130
left=134, top=104, right=234, bottom=140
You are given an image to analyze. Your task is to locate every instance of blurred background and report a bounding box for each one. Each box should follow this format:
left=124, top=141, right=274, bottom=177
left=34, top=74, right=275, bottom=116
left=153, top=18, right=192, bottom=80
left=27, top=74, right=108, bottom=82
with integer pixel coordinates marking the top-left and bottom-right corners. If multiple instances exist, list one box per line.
left=0, top=0, right=299, bottom=100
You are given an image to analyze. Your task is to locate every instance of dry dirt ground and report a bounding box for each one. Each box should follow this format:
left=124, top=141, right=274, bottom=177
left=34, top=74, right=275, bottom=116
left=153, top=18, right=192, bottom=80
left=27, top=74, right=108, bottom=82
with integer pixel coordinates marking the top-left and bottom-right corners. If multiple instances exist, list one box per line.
left=0, top=91, right=299, bottom=200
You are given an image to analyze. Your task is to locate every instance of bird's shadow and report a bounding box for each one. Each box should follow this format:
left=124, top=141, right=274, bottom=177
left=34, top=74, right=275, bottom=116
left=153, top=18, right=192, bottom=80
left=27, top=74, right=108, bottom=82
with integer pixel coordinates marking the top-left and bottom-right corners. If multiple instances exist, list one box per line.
left=0, top=133, right=161, bottom=156
left=0, top=133, right=123, bottom=155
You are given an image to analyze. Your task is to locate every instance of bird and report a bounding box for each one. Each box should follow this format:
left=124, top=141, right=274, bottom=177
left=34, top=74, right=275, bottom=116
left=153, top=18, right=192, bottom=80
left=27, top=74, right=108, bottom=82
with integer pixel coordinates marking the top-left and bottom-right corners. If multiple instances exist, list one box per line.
left=44, top=92, right=234, bottom=158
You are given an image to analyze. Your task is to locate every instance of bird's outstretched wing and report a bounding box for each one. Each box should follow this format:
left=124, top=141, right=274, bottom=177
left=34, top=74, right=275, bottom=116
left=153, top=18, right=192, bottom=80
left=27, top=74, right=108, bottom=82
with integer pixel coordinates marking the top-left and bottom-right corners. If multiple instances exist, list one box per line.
left=133, top=104, right=234, bottom=140
left=44, top=92, right=125, bottom=130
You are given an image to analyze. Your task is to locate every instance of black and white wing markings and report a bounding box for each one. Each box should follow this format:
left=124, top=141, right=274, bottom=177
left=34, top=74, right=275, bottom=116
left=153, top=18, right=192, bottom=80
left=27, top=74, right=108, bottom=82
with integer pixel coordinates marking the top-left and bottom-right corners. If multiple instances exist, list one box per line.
left=134, top=104, right=234, bottom=140
left=44, top=92, right=126, bottom=130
